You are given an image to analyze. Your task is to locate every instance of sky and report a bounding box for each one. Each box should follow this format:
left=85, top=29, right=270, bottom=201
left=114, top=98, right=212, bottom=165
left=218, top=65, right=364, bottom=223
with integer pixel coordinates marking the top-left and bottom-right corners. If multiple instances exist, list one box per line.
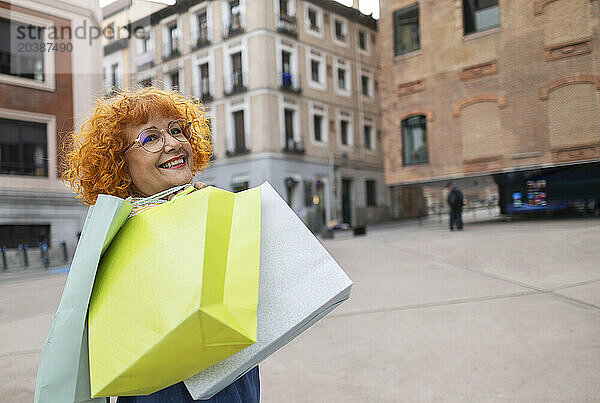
left=98, top=0, right=380, bottom=19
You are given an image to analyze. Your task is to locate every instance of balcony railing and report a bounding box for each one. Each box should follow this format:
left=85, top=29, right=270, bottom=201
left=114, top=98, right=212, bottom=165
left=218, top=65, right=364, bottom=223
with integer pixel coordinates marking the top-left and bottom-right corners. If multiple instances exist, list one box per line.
left=192, top=36, right=211, bottom=50
left=224, top=70, right=247, bottom=96
left=226, top=147, right=250, bottom=157
left=280, top=71, right=301, bottom=93
left=283, top=138, right=305, bottom=154
left=277, top=13, right=297, bottom=37
left=223, top=15, right=243, bottom=39
left=136, top=52, right=154, bottom=70
left=162, top=46, right=180, bottom=61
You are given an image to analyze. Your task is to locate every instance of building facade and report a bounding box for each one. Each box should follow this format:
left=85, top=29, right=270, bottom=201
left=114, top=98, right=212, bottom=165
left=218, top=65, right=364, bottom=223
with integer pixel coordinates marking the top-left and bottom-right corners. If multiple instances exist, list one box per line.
left=0, top=0, right=102, bottom=268
left=380, top=0, right=600, bottom=216
left=102, top=0, right=389, bottom=230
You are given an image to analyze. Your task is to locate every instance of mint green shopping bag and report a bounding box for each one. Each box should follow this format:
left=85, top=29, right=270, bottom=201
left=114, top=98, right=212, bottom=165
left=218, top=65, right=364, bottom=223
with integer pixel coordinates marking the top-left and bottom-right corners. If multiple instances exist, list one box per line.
left=35, top=195, right=132, bottom=403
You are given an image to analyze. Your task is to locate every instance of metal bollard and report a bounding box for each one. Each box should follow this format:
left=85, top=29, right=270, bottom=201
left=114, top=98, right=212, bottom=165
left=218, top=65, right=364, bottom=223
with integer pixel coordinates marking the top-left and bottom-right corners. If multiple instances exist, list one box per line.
left=18, top=244, right=29, bottom=268
left=1, top=246, right=7, bottom=271
left=61, top=241, right=68, bottom=262
left=40, top=242, right=50, bottom=268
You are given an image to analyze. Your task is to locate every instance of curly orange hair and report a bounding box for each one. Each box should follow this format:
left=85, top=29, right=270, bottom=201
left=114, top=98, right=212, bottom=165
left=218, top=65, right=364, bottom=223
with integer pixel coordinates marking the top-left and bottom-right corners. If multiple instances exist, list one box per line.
left=62, top=87, right=212, bottom=205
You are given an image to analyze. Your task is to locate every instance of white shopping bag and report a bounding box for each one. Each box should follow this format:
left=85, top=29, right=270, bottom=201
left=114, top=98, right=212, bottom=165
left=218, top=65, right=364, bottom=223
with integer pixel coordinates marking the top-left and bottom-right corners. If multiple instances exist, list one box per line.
left=184, top=182, right=352, bottom=399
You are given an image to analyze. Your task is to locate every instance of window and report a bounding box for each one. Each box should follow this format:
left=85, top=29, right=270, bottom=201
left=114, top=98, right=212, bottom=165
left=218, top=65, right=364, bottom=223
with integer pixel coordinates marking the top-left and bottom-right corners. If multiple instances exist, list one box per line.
left=231, top=51, right=243, bottom=91
left=305, top=5, right=322, bottom=36
left=337, top=68, right=346, bottom=90
left=225, top=43, right=247, bottom=95
left=313, top=114, right=323, bottom=142
left=0, top=17, right=45, bottom=82
left=308, top=8, right=318, bottom=30
left=311, top=60, right=320, bottom=81
left=277, top=0, right=296, bottom=33
left=280, top=0, right=291, bottom=16
left=366, top=180, right=376, bottom=207
left=334, top=19, right=346, bottom=42
left=310, top=103, right=327, bottom=144
left=0, top=118, right=48, bottom=176
left=361, top=75, right=370, bottom=96
left=284, top=108, right=295, bottom=150
left=169, top=71, right=179, bottom=91
left=135, top=28, right=153, bottom=67
left=196, top=9, right=209, bottom=45
left=164, top=22, right=179, bottom=58
left=232, top=109, right=246, bottom=153
left=0, top=224, right=50, bottom=248
left=393, top=3, right=420, bottom=56
left=199, top=62, right=210, bottom=100
left=278, top=41, right=298, bottom=90
left=402, top=115, right=428, bottom=165
left=227, top=0, right=243, bottom=36
left=282, top=50, right=291, bottom=74
left=335, top=59, right=350, bottom=96
left=281, top=50, right=293, bottom=88
left=307, top=50, right=325, bottom=90
left=338, top=113, right=353, bottom=147
left=141, top=35, right=151, bottom=54
left=363, top=124, right=374, bottom=149
left=358, top=31, right=367, bottom=51
left=463, top=0, right=499, bottom=35
left=340, top=120, right=349, bottom=145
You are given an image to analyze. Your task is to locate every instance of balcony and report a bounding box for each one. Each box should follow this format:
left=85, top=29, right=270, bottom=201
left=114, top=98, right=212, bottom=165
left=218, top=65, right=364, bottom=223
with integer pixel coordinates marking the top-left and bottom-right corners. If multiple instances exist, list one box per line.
left=282, top=138, right=305, bottom=154
left=200, top=92, right=213, bottom=103
left=223, top=16, right=244, bottom=39
left=192, top=36, right=211, bottom=50
left=226, top=147, right=250, bottom=157
left=224, top=70, right=247, bottom=96
left=280, top=71, right=301, bottom=94
left=277, top=13, right=297, bottom=37
left=162, top=46, right=180, bottom=61
left=136, top=52, right=154, bottom=71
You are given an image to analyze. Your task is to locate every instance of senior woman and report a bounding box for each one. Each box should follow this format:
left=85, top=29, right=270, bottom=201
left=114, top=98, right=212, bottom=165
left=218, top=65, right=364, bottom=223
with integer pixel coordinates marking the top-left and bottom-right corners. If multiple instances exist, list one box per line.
left=62, top=87, right=260, bottom=402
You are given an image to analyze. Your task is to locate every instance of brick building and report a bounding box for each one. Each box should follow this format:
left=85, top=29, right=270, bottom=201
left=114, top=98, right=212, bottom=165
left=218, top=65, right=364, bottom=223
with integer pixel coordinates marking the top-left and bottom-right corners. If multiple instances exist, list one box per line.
left=379, top=0, right=600, bottom=216
left=102, top=0, right=389, bottom=230
left=0, top=0, right=102, bottom=267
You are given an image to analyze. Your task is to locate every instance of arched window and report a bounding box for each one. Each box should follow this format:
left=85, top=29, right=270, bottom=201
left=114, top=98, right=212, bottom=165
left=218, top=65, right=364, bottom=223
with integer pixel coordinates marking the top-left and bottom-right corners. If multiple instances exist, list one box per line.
left=401, top=115, right=428, bottom=165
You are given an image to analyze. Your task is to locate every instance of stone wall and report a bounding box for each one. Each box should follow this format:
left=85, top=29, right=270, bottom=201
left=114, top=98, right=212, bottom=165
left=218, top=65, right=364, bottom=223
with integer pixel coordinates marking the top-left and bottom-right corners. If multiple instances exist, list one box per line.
left=379, top=0, right=600, bottom=185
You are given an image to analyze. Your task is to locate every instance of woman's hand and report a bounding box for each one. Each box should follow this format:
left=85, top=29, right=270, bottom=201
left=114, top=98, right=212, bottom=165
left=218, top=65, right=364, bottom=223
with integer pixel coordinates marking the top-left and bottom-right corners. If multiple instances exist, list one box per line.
left=167, top=181, right=207, bottom=200
left=193, top=181, right=208, bottom=191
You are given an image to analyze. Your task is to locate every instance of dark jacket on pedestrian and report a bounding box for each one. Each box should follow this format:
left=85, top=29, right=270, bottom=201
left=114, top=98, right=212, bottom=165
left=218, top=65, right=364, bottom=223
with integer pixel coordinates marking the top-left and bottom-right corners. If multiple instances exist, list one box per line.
left=447, top=187, right=464, bottom=212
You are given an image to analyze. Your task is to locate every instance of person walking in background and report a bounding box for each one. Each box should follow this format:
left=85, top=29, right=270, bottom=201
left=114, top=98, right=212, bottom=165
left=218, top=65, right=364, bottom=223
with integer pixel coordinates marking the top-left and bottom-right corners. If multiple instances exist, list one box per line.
left=447, top=183, right=464, bottom=231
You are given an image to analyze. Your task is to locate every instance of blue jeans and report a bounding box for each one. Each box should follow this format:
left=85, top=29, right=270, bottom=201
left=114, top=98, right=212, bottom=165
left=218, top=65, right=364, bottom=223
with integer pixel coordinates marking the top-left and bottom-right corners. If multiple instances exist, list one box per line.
left=116, top=366, right=260, bottom=403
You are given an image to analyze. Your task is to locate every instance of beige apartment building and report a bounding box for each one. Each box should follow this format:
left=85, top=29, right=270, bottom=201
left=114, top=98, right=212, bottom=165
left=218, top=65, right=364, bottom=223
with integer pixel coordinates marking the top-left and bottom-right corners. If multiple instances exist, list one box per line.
left=379, top=0, right=600, bottom=216
left=0, top=0, right=102, bottom=267
left=102, top=0, right=388, bottom=230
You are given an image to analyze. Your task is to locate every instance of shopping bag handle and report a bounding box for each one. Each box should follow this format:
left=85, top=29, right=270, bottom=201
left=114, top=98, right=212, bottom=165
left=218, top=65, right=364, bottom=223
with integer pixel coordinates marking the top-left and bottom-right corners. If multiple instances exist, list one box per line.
left=131, top=183, right=192, bottom=207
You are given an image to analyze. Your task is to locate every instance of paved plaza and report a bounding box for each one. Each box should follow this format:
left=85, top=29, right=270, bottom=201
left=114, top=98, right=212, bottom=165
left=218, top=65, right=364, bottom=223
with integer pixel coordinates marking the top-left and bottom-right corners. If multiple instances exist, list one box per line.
left=1, top=216, right=599, bottom=402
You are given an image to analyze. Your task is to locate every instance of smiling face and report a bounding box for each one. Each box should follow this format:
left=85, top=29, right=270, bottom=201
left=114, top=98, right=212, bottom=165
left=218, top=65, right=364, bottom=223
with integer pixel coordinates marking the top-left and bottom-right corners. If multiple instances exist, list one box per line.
left=124, top=116, right=194, bottom=197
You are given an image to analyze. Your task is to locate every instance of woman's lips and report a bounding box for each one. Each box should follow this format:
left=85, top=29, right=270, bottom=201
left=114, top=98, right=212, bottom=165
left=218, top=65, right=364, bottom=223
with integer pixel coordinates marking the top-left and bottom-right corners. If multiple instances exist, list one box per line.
left=158, top=156, right=186, bottom=169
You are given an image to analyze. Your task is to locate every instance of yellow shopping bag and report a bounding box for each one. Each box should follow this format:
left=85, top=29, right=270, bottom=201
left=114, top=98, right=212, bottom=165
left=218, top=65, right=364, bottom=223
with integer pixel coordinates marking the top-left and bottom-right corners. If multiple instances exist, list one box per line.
left=88, top=186, right=261, bottom=397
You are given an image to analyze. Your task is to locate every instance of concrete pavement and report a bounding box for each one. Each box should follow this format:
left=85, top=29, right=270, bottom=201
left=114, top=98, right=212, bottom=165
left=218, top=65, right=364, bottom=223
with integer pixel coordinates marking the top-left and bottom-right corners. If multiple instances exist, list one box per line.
left=1, top=217, right=599, bottom=402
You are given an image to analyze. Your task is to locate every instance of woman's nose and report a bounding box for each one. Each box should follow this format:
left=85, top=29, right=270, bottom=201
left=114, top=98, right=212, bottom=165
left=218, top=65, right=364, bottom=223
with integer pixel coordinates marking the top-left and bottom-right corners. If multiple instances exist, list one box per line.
left=163, top=131, right=181, bottom=152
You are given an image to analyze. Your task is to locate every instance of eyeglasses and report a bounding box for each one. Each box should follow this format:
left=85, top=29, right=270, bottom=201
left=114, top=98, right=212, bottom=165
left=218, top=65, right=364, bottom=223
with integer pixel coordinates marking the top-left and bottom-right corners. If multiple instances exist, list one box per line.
left=124, top=119, right=192, bottom=153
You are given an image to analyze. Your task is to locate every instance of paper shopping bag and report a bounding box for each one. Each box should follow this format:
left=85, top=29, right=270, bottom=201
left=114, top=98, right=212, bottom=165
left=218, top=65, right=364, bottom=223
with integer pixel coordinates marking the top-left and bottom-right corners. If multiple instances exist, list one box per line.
left=88, top=186, right=261, bottom=397
left=184, top=182, right=352, bottom=399
left=35, top=195, right=132, bottom=403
